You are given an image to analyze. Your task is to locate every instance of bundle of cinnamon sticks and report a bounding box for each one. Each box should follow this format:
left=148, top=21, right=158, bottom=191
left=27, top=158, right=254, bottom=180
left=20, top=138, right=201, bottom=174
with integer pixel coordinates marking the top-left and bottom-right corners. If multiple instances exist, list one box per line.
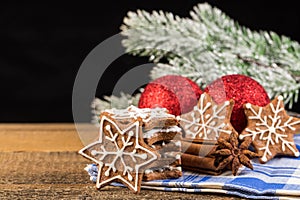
left=181, top=139, right=223, bottom=175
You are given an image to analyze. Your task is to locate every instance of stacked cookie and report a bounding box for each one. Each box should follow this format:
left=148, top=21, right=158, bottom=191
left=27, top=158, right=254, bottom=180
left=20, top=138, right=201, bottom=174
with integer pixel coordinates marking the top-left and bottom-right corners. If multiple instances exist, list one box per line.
left=79, top=105, right=182, bottom=193
left=143, top=125, right=182, bottom=180
left=105, top=106, right=183, bottom=181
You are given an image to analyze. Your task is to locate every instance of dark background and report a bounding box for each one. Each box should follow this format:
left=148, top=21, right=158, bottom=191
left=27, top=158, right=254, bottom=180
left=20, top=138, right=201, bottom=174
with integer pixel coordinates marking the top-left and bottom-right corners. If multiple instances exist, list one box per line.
left=1, top=1, right=300, bottom=122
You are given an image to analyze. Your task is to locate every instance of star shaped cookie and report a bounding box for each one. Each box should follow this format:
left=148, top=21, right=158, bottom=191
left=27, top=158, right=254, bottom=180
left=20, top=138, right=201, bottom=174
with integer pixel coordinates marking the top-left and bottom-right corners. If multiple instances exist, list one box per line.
left=79, top=115, right=158, bottom=193
left=178, top=92, right=235, bottom=140
left=240, top=95, right=300, bottom=163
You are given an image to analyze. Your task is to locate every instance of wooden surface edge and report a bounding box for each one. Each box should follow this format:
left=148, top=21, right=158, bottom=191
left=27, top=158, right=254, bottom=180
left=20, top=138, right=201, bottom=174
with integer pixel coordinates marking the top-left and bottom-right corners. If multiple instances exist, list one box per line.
left=0, top=123, right=99, bottom=152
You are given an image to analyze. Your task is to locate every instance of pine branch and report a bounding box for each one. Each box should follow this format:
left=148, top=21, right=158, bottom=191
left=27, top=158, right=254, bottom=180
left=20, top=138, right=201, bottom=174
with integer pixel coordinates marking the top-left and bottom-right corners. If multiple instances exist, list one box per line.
left=121, top=3, right=300, bottom=108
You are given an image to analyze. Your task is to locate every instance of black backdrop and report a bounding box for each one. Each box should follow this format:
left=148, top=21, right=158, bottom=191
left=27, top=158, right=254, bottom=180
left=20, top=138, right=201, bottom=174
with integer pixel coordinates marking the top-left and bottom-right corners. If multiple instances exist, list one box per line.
left=1, top=1, right=300, bottom=122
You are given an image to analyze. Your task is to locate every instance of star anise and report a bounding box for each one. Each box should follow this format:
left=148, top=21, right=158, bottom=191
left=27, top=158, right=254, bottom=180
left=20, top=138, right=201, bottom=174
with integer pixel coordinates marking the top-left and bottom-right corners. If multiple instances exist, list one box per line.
left=213, top=131, right=260, bottom=175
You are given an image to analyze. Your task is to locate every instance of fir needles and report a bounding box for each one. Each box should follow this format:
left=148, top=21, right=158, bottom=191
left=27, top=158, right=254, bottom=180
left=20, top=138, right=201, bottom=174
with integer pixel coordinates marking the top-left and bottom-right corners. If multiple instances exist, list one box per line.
left=121, top=3, right=300, bottom=108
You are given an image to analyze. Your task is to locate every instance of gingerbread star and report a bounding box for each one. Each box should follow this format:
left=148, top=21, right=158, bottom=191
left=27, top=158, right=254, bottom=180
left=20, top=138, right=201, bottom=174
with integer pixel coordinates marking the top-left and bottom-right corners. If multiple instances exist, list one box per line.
left=240, top=95, right=300, bottom=163
left=79, top=115, right=158, bottom=193
left=178, top=92, right=235, bottom=140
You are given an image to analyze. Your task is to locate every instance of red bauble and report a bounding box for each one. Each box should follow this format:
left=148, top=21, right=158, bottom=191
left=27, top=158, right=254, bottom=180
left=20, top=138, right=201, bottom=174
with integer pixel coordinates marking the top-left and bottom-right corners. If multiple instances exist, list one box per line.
left=138, top=75, right=203, bottom=116
left=204, top=74, right=270, bottom=133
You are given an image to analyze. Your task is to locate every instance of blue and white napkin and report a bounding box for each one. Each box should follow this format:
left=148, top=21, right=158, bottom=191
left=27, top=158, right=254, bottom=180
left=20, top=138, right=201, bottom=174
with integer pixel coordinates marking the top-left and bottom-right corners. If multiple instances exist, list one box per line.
left=85, top=135, right=300, bottom=199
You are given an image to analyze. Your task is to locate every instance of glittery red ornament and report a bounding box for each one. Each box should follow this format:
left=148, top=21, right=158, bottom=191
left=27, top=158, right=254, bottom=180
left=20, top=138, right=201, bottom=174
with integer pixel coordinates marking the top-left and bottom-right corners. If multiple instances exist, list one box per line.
left=138, top=75, right=203, bottom=116
left=204, top=74, right=270, bottom=133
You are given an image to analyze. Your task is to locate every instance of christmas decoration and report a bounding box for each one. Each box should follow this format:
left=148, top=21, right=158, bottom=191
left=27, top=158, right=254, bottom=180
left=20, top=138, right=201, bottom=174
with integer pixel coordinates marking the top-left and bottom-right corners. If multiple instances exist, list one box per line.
left=121, top=3, right=300, bottom=108
left=92, top=3, right=300, bottom=123
left=213, top=131, right=260, bottom=176
left=240, top=95, right=300, bottom=163
left=178, top=92, right=234, bottom=140
left=205, top=74, right=270, bottom=133
left=81, top=3, right=300, bottom=199
left=138, top=75, right=203, bottom=116
left=79, top=115, right=158, bottom=193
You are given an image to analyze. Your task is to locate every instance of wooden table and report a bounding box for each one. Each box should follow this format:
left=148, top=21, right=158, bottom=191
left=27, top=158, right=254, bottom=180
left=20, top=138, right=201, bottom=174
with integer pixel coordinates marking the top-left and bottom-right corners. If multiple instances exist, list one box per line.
left=0, top=124, right=243, bottom=199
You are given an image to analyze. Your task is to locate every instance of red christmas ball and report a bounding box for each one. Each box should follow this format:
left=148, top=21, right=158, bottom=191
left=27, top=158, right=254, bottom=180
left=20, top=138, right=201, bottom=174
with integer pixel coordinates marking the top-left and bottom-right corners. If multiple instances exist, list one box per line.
left=138, top=75, right=203, bottom=116
left=204, top=74, right=270, bottom=133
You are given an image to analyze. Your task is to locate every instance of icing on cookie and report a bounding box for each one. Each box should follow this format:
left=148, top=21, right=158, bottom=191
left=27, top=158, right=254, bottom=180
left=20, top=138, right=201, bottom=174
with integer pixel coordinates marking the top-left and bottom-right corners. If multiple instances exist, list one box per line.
left=144, top=166, right=182, bottom=174
left=79, top=116, right=157, bottom=192
left=178, top=93, right=232, bottom=139
left=143, top=126, right=182, bottom=139
left=105, top=105, right=174, bottom=123
left=240, top=95, right=300, bottom=163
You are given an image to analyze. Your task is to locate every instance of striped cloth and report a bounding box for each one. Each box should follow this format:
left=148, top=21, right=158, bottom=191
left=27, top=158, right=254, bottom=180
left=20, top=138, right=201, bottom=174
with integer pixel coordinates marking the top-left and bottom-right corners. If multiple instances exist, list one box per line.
left=85, top=135, right=300, bottom=199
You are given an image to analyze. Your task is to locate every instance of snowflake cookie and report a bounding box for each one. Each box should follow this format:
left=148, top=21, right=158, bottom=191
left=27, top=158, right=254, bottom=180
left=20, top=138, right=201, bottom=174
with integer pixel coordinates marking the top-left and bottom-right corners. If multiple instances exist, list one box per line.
left=240, top=95, right=300, bottom=164
left=79, top=115, right=159, bottom=193
left=178, top=92, right=235, bottom=140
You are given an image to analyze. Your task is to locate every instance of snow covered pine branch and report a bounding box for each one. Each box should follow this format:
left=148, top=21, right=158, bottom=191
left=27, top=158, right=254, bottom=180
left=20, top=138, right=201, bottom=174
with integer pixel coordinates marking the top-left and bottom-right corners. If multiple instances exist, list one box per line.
left=121, top=3, right=300, bottom=108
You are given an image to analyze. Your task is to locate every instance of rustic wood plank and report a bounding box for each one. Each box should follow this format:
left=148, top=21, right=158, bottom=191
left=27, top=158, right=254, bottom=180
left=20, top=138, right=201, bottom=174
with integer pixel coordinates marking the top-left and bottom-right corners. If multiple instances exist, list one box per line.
left=0, top=151, right=243, bottom=200
left=0, top=124, right=244, bottom=199
left=0, top=123, right=98, bottom=152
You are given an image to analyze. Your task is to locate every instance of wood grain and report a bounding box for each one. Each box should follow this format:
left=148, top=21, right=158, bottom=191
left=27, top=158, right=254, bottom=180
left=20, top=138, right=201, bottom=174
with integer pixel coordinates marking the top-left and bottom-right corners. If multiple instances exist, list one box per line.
left=0, top=152, right=241, bottom=200
left=0, top=123, right=243, bottom=199
left=0, top=123, right=98, bottom=152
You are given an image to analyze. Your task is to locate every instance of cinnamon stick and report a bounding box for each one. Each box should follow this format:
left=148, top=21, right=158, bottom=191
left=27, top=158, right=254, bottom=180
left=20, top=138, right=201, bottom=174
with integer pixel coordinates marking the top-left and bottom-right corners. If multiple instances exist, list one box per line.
left=181, top=153, right=222, bottom=175
left=181, top=141, right=217, bottom=157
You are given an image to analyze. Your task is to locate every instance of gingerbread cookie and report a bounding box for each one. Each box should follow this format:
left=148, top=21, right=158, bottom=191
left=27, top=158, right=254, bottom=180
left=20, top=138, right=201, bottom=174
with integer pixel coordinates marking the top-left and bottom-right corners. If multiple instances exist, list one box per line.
left=104, top=105, right=178, bottom=130
left=105, top=106, right=182, bottom=181
left=79, top=115, right=159, bottom=193
left=240, top=95, right=300, bottom=163
left=142, top=125, right=182, bottom=181
left=80, top=106, right=183, bottom=192
left=178, top=92, right=235, bottom=140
